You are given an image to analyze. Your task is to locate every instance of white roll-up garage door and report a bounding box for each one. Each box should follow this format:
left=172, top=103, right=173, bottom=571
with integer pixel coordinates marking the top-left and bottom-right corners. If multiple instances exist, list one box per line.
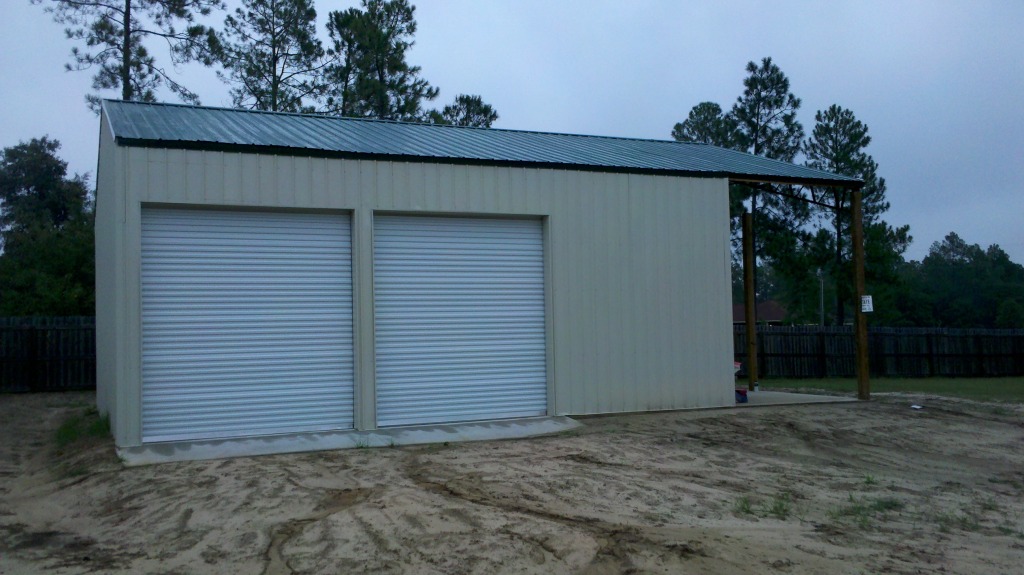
left=141, top=209, right=354, bottom=442
left=374, top=215, right=547, bottom=427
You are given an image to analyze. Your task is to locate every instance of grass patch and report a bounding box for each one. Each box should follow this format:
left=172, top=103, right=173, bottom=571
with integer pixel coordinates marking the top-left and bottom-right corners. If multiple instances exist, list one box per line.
left=987, top=476, right=1024, bottom=491
left=935, top=511, right=980, bottom=533
left=55, top=407, right=110, bottom=449
left=759, top=377, right=1024, bottom=403
left=732, top=494, right=793, bottom=520
left=733, top=496, right=754, bottom=515
left=763, top=493, right=792, bottom=520
left=830, top=495, right=905, bottom=529
left=978, top=497, right=1001, bottom=512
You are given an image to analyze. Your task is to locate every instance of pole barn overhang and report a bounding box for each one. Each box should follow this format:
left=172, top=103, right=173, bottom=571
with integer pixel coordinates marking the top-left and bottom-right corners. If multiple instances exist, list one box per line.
left=729, top=176, right=869, bottom=400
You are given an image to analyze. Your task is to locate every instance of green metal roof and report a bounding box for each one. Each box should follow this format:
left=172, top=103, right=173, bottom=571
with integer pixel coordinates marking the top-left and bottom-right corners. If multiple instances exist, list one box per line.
left=102, top=100, right=861, bottom=188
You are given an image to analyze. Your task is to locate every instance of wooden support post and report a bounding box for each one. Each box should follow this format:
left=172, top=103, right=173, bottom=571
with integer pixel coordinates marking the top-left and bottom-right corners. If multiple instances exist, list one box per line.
left=743, top=211, right=758, bottom=391
left=851, top=189, right=870, bottom=400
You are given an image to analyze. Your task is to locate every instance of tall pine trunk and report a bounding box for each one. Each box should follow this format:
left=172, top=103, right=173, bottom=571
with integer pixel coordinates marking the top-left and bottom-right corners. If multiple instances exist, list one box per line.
left=121, top=0, right=132, bottom=100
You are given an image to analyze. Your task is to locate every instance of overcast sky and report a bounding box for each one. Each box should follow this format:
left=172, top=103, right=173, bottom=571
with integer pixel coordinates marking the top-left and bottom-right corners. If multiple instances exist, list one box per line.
left=2, top=0, right=1021, bottom=263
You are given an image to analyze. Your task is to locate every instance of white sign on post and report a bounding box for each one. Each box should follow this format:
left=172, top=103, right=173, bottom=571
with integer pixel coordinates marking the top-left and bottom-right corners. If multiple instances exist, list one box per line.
left=861, top=295, right=874, bottom=313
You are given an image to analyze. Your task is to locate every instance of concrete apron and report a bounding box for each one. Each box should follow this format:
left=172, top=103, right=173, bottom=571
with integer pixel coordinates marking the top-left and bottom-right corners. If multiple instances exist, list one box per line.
left=118, top=416, right=582, bottom=466
left=739, top=390, right=859, bottom=407
left=119, top=393, right=852, bottom=466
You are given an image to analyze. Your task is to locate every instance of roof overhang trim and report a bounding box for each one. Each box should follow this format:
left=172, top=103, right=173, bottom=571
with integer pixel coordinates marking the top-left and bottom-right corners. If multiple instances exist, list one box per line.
left=114, top=136, right=863, bottom=189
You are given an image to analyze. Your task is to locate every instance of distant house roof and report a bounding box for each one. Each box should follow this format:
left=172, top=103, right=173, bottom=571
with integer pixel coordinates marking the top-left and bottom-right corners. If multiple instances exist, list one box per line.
left=102, top=100, right=861, bottom=188
left=732, top=301, right=788, bottom=324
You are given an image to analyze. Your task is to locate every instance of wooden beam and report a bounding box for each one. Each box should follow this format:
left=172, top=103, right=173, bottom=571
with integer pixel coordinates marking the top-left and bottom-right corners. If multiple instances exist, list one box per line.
left=743, top=211, right=758, bottom=391
left=730, top=180, right=838, bottom=210
left=851, top=189, right=870, bottom=400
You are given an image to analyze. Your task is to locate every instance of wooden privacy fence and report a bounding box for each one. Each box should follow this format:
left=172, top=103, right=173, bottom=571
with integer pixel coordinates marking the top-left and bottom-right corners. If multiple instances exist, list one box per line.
left=0, top=317, right=96, bottom=392
left=4, top=318, right=1023, bottom=390
left=734, top=325, right=1024, bottom=378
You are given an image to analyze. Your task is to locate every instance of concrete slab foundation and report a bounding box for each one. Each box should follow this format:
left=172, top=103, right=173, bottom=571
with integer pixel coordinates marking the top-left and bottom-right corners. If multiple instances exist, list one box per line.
left=119, top=393, right=854, bottom=465
left=119, top=416, right=582, bottom=466
left=739, top=390, right=858, bottom=407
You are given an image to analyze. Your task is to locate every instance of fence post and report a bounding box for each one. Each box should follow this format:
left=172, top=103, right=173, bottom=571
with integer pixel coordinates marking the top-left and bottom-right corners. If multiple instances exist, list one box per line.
left=871, top=330, right=885, bottom=377
left=970, top=331, right=978, bottom=376
left=817, top=329, right=826, bottom=378
left=28, top=325, right=41, bottom=392
left=757, top=326, right=766, bottom=379
left=926, top=333, right=934, bottom=377
left=1015, top=334, right=1024, bottom=376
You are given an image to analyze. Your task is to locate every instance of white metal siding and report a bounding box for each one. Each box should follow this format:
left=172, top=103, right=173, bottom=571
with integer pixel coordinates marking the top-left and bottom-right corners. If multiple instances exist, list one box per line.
left=106, top=150, right=733, bottom=446
left=374, top=216, right=547, bottom=426
left=140, top=209, right=354, bottom=442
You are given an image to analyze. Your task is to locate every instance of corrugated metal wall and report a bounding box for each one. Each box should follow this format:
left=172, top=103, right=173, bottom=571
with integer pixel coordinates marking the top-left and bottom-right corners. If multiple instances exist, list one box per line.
left=95, top=115, right=125, bottom=443
left=98, top=140, right=735, bottom=445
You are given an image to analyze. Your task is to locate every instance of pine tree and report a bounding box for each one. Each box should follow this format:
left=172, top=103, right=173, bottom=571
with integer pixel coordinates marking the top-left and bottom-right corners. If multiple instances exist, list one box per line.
left=35, top=0, right=223, bottom=111
left=671, top=102, right=738, bottom=147
left=323, top=0, right=438, bottom=120
left=209, top=0, right=325, bottom=112
left=731, top=57, right=808, bottom=232
left=803, top=104, right=907, bottom=324
left=427, top=94, right=498, bottom=127
left=729, top=58, right=808, bottom=316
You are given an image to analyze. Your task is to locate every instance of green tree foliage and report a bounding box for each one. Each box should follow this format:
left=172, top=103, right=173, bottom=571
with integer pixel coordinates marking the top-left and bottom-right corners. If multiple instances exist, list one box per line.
left=0, top=138, right=94, bottom=315
left=426, top=94, right=498, bottom=127
left=0, top=138, right=87, bottom=238
left=672, top=101, right=745, bottom=220
left=671, top=102, right=738, bottom=147
left=323, top=0, right=438, bottom=120
left=732, top=58, right=804, bottom=162
left=672, top=59, right=808, bottom=312
left=859, top=222, right=915, bottom=326
left=322, top=6, right=360, bottom=116
left=805, top=105, right=889, bottom=226
left=800, top=104, right=908, bottom=324
left=871, top=259, right=935, bottom=327
left=995, top=299, right=1024, bottom=329
left=726, top=59, right=811, bottom=325
left=35, top=0, right=223, bottom=110
left=731, top=58, right=808, bottom=236
left=0, top=221, right=95, bottom=316
left=679, top=61, right=920, bottom=327
left=208, top=0, right=325, bottom=112
left=914, top=233, right=1024, bottom=328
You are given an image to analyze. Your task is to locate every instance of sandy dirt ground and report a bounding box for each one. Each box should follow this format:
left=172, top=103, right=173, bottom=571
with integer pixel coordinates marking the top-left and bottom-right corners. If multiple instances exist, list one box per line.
left=1, top=391, right=1023, bottom=575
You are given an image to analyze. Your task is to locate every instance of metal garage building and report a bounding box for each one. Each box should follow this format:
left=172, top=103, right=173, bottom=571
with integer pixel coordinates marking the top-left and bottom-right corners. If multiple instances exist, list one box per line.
left=95, top=100, right=857, bottom=454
